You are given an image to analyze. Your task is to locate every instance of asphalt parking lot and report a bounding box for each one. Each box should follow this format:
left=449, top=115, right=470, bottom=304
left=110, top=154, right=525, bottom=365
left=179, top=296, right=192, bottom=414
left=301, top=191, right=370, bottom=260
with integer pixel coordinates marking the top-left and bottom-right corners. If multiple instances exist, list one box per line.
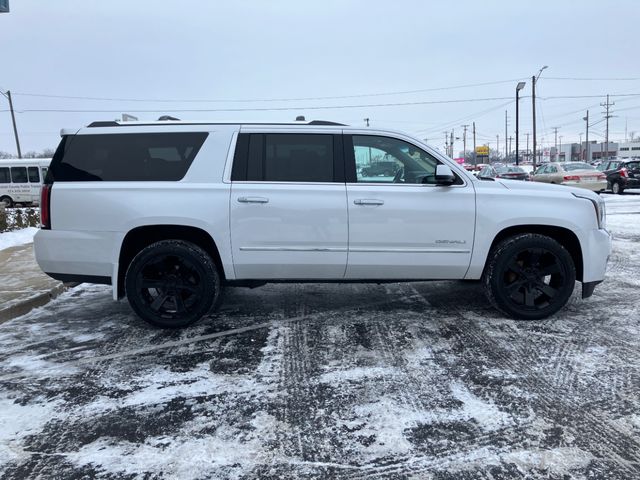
left=1, top=193, right=639, bottom=479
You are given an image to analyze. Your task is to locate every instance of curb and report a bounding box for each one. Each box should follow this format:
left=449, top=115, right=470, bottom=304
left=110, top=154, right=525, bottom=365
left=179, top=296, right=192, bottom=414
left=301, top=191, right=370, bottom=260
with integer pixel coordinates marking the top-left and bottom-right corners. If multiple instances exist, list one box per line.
left=0, top=282, right=78, bottom=324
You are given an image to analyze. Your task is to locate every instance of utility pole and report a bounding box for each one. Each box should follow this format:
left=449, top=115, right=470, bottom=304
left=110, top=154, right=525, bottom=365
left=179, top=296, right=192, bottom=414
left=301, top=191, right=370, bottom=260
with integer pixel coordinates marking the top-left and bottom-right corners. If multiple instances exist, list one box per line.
left=579, top=133, right=583, bottom=160
left=363, top=117, right=370, bottom=127
left=553, top=127, right=560, bottom=162
left=496, top=134, right=499, bottom=161
left=583, top=110, right=589, bottom=163
left=532, top=66, right=548, bottom=170
left=450, top=130, right=454, bottom=157
left=0, top=90, right=22, bottom=158
left=472, top=122, right=477, bottom=166
left=559, top=135, right=563, bottom=161
left=525, top=133, right=530, bottom=163
left=508, top=136, right=513, bottom=160
left=462, top=124, right=469, bottom=163
left=515, top=81, right=526, bottom=165
left=504, top=110, right=509, bottom=159
left=444, top=131, right=449, bottom=156
left=601, top=94, right=615, bottom=161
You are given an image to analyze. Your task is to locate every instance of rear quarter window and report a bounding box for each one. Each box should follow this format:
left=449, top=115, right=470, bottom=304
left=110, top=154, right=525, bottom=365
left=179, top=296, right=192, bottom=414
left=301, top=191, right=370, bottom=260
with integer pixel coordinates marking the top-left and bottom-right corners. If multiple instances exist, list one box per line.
left=50, top=132, right=208, bottom=182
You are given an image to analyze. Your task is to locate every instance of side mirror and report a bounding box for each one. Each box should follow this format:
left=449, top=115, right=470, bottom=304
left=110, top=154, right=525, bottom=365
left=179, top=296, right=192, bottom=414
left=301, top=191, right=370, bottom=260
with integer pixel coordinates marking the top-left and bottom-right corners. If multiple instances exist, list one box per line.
left=434, top=164, right=456, bottom=185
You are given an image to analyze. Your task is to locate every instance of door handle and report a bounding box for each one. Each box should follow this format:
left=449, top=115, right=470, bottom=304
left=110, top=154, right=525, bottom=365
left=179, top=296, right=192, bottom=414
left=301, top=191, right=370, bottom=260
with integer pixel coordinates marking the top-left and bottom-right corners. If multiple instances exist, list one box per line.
left=354, top=199, right=384, bottom=206
left=237, top=196, right=269, bottom=204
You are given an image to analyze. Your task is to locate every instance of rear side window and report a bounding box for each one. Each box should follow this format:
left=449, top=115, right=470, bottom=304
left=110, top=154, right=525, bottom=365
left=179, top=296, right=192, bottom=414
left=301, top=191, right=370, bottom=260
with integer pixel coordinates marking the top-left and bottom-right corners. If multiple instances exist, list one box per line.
left=28, top=167, right=40, bottom=183
left=50, top=132, right=208, bottom=181
left=234, top=134, right=335, bottom=182
left=0, top=168, right=9, bottom=183
left=263, top=134, right=333, bottom=182
left=11, top=167, right=27, bottom=183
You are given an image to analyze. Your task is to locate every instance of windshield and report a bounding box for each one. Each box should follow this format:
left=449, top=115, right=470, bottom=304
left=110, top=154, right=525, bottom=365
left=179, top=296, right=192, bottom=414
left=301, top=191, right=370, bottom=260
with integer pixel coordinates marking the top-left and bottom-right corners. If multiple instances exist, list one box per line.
left=495, top=166, right=525, bottom=174
left=564, top=162, right=595, bottom=171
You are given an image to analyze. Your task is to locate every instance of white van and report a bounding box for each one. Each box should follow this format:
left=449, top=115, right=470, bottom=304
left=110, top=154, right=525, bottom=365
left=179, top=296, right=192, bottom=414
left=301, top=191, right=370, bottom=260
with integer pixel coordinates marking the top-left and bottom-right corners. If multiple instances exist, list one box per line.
left=0, top=158, right=51, bottom=207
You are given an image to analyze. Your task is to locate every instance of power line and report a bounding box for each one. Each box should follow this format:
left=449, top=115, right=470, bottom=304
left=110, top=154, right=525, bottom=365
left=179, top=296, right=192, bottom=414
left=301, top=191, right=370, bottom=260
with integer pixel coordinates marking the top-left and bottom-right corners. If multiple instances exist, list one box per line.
left=6, top=96, right=520, bottom=114
left=415, top=100, right=514, bottom=135
left=12, top=78, right=528, bottom=104
left=545, top=76, right=640, bottom=81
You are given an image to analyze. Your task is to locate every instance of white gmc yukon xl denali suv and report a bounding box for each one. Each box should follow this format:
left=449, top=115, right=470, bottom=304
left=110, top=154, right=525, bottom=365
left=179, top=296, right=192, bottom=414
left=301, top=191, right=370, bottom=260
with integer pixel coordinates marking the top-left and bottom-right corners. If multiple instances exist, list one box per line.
left=34, top=120, right=611, bottom=328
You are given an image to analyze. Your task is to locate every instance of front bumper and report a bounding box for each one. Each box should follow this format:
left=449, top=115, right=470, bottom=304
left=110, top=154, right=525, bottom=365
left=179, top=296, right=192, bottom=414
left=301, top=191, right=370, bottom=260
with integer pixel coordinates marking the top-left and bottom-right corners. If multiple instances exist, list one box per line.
left=581, top=228, right=612, bottom=284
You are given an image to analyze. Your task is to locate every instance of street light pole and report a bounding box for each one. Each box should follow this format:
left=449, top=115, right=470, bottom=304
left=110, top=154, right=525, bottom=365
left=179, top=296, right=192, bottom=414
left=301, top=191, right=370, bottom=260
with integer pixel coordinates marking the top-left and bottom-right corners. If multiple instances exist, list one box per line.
left=515, top=81, right=526, bottom=165
left=0, top=90, right=22, bottom=158
left=532, top=66, right=548, bottom=169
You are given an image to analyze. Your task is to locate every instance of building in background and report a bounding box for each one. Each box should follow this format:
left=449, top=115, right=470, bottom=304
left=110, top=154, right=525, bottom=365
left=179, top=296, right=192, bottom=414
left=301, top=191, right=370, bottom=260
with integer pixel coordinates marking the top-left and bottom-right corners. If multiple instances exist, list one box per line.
left=617, top=140, right=640, bottom=159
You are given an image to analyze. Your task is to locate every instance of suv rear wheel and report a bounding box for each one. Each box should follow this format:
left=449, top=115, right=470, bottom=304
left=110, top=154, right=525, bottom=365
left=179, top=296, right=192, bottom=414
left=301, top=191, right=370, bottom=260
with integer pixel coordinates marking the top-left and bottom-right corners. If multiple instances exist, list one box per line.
left=483, top=234, right=576, bottom=320
left=125, top=240, right=221, bottom=328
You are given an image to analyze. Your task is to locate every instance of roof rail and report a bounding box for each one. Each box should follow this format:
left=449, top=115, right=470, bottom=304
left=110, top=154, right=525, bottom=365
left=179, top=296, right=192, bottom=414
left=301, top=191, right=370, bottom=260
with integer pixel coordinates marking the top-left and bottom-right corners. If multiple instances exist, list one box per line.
left=87, top=121, right=119, bottom=127
left=87, top=119, right=347, bottom=128
left=308, top=120, right=346, bottom=126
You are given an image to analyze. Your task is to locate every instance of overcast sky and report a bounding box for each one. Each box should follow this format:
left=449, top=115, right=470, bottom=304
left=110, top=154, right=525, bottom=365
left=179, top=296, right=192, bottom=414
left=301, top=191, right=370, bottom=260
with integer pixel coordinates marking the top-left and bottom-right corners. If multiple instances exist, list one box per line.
left=1, top=0, right=639, bottom=156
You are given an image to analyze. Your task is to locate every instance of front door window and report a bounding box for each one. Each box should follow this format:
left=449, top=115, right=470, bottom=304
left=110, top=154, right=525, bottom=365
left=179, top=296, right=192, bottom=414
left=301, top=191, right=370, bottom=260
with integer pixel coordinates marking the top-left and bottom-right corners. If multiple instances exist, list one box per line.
left=353, top=135, right=445, bottom=185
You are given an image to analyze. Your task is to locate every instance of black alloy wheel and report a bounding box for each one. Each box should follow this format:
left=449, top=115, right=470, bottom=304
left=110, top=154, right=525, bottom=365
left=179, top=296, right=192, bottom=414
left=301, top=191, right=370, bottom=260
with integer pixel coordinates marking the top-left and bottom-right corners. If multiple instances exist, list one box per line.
left=125, top=240, right=221, bottom=328
left=484, top=234, right=576, bottom=320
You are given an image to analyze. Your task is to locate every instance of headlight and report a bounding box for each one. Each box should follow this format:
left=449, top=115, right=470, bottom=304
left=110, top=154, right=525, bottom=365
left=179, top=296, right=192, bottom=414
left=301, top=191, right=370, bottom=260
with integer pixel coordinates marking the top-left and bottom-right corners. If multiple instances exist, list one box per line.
left=573, top=192, right=606, bottom=229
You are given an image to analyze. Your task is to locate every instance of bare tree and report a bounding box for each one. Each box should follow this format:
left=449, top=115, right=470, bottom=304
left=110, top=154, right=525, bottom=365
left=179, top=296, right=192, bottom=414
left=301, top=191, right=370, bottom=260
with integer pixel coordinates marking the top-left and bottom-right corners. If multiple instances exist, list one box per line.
left=23, top=149, right=55, bottom=158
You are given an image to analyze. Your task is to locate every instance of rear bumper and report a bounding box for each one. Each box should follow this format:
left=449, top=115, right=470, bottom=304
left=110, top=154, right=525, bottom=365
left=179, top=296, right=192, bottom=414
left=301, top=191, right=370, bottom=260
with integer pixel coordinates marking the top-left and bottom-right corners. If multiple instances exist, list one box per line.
left=563, top=180, right=607, bottom=192
left=34, top=229, right=117, bottom=281
left=621, top=178, right=640, bottom=189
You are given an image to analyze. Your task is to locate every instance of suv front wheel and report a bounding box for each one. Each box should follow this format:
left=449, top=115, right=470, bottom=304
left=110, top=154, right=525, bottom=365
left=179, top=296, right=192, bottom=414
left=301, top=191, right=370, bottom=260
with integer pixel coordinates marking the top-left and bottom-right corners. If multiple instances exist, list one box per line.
left=125, top=240, right=221, bottom=328
left=483, top=234, right=576, bottom=320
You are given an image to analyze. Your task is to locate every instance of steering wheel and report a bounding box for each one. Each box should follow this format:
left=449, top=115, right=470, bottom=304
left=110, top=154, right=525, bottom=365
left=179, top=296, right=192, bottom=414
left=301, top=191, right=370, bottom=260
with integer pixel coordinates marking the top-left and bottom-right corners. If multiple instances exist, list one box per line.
left=392, top=167, right=404, bottom=183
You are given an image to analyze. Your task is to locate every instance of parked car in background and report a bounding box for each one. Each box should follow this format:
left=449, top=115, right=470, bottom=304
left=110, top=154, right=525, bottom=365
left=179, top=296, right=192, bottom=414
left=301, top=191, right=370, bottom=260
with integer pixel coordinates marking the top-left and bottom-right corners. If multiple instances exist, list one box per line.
left=517, top=164, right=535, bottom=177
left=599, top=159, right=640, bottom=194
left=478, top=165, right=529, bottom=181
left=531, top=162, right=606, bottom=192
left=361, top=161, right=400, bottom=177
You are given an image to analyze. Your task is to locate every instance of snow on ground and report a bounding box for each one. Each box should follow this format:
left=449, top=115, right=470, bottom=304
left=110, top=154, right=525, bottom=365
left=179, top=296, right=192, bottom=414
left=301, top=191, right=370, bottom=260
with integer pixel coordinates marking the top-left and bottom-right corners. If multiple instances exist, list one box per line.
left=0, top=227, right=38, bottom=251
left=0, top=193, right=639, bottom=479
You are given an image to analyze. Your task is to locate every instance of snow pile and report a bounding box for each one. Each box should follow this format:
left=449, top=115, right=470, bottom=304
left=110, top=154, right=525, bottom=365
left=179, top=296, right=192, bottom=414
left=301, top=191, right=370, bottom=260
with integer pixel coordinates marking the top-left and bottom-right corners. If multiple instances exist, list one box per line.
left=0, top=227, right=38, bottom=251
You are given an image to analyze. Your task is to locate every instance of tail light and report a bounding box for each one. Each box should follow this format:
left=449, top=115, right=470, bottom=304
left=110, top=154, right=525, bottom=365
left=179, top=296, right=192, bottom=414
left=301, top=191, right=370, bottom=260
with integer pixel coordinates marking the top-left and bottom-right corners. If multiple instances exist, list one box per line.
left=40, top=184, right=51, bottom=229
left=620, top=167, right=628, bottom=178
left=597, top=173, right=606, bottom=180
left=563, top=175, right=580, bottom=181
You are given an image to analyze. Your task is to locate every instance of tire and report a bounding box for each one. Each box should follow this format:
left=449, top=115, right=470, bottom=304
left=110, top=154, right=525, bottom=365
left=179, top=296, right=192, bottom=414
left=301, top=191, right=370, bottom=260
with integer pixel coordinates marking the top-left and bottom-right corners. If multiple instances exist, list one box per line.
left=0, top=196, right=13, bottom=208
left=483, top=234, right=576, bottom=320
left=125, top=240, right=221, bottom=328
left=611, top=181, right=623, bottom=195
